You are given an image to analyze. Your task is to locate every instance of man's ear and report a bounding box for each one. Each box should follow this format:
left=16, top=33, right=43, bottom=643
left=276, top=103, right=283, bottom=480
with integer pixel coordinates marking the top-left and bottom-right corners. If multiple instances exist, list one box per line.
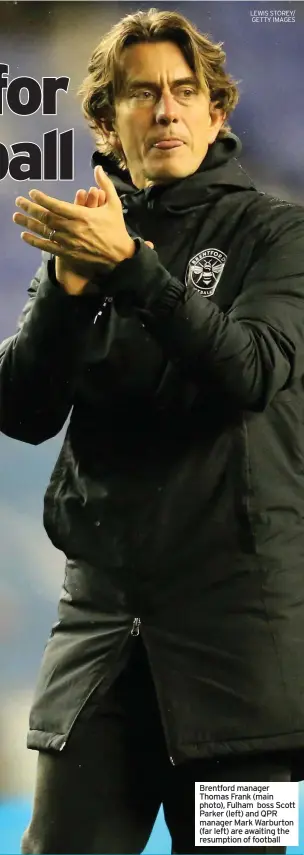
left=208, top=106, right=227, bottom=144
left=96, top=119, right=124, bottom=156
left=97, top=118, right=116, bottom=145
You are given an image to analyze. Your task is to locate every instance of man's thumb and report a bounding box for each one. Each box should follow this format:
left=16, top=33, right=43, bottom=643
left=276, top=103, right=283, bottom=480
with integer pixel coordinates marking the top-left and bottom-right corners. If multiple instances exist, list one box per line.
left=94, top=164, right=114, bottom=195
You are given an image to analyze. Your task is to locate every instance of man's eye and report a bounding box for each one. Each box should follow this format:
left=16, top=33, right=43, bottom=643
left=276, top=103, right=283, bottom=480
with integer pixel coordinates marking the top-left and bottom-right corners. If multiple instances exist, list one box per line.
left=180, top=88, right=196, bottom=97
left=133, top=90, right=154, bottom=99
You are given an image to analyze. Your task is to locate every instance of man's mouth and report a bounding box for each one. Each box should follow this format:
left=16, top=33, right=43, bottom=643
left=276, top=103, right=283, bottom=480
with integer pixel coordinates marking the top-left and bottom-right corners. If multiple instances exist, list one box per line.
left=152, top=140, right=184, bottom=150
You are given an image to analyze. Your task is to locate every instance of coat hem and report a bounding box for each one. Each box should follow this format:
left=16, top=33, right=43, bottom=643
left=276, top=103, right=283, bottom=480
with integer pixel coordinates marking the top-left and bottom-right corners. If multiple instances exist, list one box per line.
left=27, top=729, right=67, bottom=752
left=178, top=729, right=304, bottom=763
left=27, top=725, right=304, bottom=765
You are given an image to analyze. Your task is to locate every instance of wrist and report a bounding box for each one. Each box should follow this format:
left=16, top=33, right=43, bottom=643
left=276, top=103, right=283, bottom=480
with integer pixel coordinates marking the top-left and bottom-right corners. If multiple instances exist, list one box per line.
left=113, top=237, right=137, bottom=265
left=54, top=256, right=91, bottom=296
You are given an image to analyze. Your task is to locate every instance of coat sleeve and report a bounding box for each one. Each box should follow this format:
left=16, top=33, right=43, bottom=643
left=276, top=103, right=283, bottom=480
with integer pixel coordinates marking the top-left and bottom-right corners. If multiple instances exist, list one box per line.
left=108, top=215, right=304, bottom=411
left=0, top=252, right=101, bottom=444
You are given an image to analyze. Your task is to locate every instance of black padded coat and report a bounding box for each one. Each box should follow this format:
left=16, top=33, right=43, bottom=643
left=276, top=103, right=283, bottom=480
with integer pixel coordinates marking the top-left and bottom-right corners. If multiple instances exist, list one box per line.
left=1, top=134, right=304, bottom=776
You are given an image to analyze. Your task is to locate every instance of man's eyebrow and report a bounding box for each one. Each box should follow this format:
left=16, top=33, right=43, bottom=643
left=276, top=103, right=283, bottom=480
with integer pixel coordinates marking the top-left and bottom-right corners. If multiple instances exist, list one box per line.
left=126, top=76, right=199, bottom=90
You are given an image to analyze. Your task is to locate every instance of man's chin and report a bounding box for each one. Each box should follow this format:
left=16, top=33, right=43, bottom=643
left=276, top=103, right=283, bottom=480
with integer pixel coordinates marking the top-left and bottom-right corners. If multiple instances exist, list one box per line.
left=144, top=163, right=190, bottom=184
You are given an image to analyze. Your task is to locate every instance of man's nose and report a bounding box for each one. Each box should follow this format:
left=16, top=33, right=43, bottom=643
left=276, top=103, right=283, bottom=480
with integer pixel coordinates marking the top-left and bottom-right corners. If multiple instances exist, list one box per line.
left=155, top=91, right=179, bottom=124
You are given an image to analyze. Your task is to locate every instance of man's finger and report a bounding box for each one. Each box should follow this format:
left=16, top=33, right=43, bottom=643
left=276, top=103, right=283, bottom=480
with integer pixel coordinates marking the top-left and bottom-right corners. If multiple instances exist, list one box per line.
left=20, top=231, right=69, bottom=256
left=14, top=197, right=75, bottom=232
left=20, top=230, right=111, bottom=269
left=98, top=189, right=106, bottom=206
left=74, top=189, right=88, bottom=205
left=26, top=189, right=80, bottom=219
left=13, top=212, right=71, bottom=246
left=86, top=187, right=102, bottom=208
left=94, top=165, right=118, bottom=203
left=15, top=197, right=64, bottom=227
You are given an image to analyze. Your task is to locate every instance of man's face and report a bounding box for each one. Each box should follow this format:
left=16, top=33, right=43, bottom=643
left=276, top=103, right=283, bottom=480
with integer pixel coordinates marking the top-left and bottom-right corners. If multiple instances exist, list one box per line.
left=111, top=40, right=225, bottom=189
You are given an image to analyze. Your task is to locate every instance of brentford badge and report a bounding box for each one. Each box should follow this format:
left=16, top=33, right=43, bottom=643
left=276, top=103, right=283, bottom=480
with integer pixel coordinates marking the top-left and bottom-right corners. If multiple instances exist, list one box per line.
left=185, top=247, right=227, bottom=296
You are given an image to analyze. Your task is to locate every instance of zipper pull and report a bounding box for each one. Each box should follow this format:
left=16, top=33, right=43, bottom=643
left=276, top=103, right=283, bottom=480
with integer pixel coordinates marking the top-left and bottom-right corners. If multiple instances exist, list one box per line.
left=131, top=617, right=141, bottom=636
left=93, top=297, right=113, bottom=324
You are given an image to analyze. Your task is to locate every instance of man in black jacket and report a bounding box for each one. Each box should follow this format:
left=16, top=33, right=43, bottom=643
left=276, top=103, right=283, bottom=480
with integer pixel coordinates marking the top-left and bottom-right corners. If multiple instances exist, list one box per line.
left=1, top=7, right=304, bottom=854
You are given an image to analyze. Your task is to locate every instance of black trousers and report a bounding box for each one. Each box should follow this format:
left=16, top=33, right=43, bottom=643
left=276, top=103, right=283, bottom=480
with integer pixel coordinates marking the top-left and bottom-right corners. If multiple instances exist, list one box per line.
left=22, top=635, right=291, bottom=854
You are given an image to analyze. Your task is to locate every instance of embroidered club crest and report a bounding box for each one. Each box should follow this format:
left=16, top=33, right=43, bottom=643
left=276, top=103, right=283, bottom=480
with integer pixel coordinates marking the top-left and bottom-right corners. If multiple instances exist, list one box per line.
left=185, top=247, right=227, bottom=296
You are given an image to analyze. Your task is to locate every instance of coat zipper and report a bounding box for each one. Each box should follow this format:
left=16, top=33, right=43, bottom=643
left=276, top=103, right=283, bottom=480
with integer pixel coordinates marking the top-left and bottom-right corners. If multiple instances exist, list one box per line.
left=59, top=617, right=176, bottom=762
left=131, top=620, right=175, bottom=766
left=93, top=296, right=113, bottom=325
left=58, top=621, right=138, bottom=751
left=130, top=617, right=141, bottom=636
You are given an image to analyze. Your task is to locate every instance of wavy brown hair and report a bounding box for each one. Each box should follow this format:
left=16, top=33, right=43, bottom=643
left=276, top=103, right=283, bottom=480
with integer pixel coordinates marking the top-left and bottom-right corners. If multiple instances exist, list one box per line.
left=77, top=8, right=240, bottom=170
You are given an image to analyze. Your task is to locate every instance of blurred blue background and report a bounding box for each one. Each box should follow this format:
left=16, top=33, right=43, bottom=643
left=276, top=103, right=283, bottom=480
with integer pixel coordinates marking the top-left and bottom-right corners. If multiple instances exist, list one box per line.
left=0, top=1, right=303, bottom=851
